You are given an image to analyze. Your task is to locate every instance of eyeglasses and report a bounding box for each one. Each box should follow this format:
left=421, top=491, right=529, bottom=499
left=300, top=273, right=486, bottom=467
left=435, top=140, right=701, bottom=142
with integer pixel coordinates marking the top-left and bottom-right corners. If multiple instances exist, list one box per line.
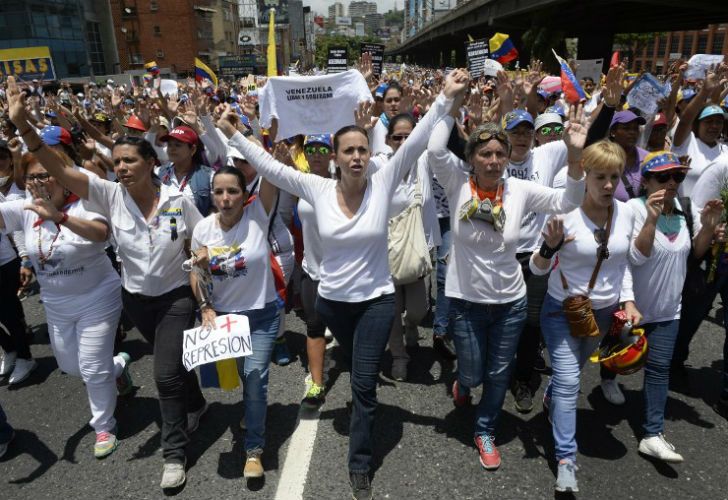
left=24, top=172, right=51, bottom=182
left=390, top=134, right=410, bottom=142
left=649, top=170, right=687, bottom=184
left=304, top=145, right=331, bottom=156
left=539, top=125, right=564, bottom=136
left=594, top=228, right=610, bottom=260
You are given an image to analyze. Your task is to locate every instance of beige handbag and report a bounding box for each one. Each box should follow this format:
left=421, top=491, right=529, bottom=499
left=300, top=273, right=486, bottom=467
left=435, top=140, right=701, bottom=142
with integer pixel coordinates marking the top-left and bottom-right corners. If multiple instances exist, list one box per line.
left=388, top=178, right=432, bottom=285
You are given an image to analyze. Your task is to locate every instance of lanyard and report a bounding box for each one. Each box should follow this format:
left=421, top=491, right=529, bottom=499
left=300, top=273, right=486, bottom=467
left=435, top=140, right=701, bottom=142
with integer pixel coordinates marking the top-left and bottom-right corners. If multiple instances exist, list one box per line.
left=162, top=165, right=191, bottom=192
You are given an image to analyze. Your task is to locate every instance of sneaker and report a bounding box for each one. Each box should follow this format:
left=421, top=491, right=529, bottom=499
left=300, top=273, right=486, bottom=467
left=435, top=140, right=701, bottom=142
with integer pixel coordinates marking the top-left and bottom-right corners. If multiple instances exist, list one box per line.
left=272, top=338, right=291, bottom=366
left=555, top=459, right=579, bottom=492
left=160, top=461, right=186, bottom=489
left=0, top=430, right=15, bottom=459
left=474, top=434, right=501, bottom=470
left=543, top=392, right=552, bottom=425
left=638, top=434, right=684, bottom=463
left=301, top=381, right=325, bottom=410
left=433, top=335, right=457, bottom=360
left=452, top=380, right=472, bottom=407
left=391, top=358, right=408, bottom=382
left=600, top=379, right=625, bottom=405
left=243, top=449, right=264, bottom=478
left=513, top=382, right=534, bottom=413
left=116, top=352, right=133, bottom=396
left=94, top=430, right=119, bottom=458
left=8, top=358, right=37, bottom=385
left=187, top=401, right=209, bottom=434
left=533, top=348, right=548, bottom=373
left=349, top=472, right=373, bottom=500
left=0, top=351, right=17, bottom=377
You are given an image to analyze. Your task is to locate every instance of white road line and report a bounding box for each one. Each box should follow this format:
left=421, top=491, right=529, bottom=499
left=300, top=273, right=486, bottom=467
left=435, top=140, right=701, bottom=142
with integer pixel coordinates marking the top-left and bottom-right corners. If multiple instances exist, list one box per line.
left=274, top=407, right=321, bottom=500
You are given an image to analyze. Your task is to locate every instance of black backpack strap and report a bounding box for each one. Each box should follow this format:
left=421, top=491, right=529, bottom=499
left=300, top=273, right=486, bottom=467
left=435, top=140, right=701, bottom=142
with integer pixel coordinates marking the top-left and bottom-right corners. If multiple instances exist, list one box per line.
left=677, top=196, right=694, bottom=244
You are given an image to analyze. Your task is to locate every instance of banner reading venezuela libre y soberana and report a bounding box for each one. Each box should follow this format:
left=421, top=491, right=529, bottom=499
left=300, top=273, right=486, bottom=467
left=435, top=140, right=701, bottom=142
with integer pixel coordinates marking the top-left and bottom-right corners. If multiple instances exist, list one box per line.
left=0, top=46, right=56, bottom=81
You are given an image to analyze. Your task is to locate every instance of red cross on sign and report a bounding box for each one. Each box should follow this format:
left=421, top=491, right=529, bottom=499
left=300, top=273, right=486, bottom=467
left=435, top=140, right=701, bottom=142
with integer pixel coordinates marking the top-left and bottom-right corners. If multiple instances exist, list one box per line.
left=219, top=316, right=237, bottom=333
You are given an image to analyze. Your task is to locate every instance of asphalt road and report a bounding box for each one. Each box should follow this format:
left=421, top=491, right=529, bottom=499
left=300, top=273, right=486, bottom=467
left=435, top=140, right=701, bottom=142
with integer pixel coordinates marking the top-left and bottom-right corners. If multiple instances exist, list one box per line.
left=1, top=288, right=727, bottom=500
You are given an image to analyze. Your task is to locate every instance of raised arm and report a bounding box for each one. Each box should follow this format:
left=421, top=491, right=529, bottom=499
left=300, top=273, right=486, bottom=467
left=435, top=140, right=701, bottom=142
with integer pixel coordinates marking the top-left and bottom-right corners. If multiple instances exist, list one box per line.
left=673, top=71, right=720, bottom=149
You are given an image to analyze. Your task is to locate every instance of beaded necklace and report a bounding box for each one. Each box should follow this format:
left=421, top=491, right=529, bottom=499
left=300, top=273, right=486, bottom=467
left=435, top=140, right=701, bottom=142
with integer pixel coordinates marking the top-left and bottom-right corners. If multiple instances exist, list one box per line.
left=35, top=193, right=79, bottom=270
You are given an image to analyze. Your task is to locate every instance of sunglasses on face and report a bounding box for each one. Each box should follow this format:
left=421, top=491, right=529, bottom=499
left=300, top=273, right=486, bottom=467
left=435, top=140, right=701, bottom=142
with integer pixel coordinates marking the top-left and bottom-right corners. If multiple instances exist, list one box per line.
left=304, top=145, right=331, bottom=156
left=594, top=228, right=610, bottom=260
left=539, top=125, right=564, bottom=136
left=390, top=134, right=410, bottom=142
left=648, top=170, right=687, bottom=184
left=24, top=172, right=51, bottom=182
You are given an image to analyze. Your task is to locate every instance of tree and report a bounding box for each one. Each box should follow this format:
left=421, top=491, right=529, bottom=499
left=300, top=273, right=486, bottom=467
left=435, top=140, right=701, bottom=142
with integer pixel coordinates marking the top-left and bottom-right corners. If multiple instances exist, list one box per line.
left=314, top=34, right=384, bottom=68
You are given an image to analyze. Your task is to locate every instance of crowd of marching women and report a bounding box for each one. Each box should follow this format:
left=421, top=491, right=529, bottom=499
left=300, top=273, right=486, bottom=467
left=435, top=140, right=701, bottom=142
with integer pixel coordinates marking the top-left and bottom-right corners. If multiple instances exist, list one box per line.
left=0, top=53, right=727, bottom=498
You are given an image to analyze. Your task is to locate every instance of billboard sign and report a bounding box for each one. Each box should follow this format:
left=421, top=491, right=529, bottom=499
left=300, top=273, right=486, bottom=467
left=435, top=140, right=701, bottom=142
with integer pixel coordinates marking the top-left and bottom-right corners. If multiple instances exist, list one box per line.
left=0, top=46, right=56, bottom=81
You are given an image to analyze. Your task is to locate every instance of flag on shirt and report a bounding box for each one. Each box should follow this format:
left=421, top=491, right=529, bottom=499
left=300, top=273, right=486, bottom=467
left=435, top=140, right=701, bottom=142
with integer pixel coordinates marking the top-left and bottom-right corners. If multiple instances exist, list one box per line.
left=194, top=57, right=218, bottom=87
left=144, top=61, right=160, bottom=76
left=489, top=33, right=518, bottom=64
left=267, top=8, right=277, bottom=77
left=552, top=49, right=586, bottom=104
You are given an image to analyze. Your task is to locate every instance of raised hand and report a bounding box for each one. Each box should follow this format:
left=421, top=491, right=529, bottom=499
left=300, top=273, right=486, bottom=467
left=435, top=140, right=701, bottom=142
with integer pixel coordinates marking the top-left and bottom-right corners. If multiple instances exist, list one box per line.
left=645, top=189, right=666, bottom=222
left=216, top=103, right=240, bottom=138
left=24, top=182, right=61, bottom=222
left=272, top=141, right=294, bottom=166
left=443, top=68, right=470, bottom=99
left=357, top=52, right=374, bottom=82
left=602, top=64, right=625, bottom=107
left=541, top=216, right=573, bottom=250
left=564, top=103, right=587, bottom=152
left=701, top=199, right=724, bottom=229
left=354, top=100, right=377, bottom=131
left=5, top=76, right=30, bottom=128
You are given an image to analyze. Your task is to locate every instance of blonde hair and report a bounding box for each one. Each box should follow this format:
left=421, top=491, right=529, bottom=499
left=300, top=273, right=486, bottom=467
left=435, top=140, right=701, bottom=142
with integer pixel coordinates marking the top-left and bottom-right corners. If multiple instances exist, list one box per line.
left=582, top=140, right=625, bottom=175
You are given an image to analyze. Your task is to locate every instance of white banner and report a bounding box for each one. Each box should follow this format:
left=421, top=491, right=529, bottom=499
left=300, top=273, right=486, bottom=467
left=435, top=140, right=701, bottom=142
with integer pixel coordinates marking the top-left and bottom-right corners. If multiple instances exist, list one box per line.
left=182, top=314, right=253, bottom=371
left=575, top=59, right=603, bottom=86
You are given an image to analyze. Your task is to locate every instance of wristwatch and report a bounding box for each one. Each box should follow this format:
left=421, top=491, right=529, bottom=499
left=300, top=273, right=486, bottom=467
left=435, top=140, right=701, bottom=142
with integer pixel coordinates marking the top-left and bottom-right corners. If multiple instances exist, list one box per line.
left=21, top=258, right=33, bottom=269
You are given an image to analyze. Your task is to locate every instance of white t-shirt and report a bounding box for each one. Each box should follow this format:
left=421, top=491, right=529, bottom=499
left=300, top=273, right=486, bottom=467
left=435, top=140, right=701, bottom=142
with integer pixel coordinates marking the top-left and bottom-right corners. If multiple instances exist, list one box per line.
left=0, top=197, right=120, bottom=306
left=690, top=155, right=728, bottom=210
left=0, top=183, right=25, bottom=266
left=507, top=141, right=569, bottom=253
left=428, top=116, right=585, bottom=305
left=370, top=119, right=392, bottom=156
left=672, top=131, right=728, bottom=197
left=192, top=197, right=276, bottom=312
left=627, top=198, right=696, bottom=323
left=534, top=200, right=635, bottom=309
left=298, top=197, right=323, bottom=281
left=85, top=175, right=203, bottom=296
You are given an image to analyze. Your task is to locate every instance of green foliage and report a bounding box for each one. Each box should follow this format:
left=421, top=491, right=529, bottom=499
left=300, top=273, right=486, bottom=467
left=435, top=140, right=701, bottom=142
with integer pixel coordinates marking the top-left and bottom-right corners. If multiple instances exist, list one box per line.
left=314, top=34, right=384, bottom=68
left=522, top=26, right=567, bottom=73
left=384, top=9, right=404, bottom=27
left=614, top=32, right=665, bottom=53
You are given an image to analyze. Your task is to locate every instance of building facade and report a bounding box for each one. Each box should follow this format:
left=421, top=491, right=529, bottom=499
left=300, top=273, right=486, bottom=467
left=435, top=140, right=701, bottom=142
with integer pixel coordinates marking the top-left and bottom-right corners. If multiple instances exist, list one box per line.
left=210, top=0, right=242, bottom=60
left=328, top=2, right=344, bottom=20
left=349, top=1, right=377, bottom=17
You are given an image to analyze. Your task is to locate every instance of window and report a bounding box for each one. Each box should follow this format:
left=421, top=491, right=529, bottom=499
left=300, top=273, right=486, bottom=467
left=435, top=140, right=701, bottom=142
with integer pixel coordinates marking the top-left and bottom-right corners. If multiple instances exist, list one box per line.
left=712, top=33, right=725, bottom=54
left=86, top=21, right=106, bottom=75
left=150, top=0, right=159, bottom=11
left=129, top=52, right=144, bottom=64
left=658, top=36, right=667, bottom=54
left=696, top=35, right=708, bottom=53
left=154, top=25, right=161, bottom=36
left=683, top=34, right=693, bottom=54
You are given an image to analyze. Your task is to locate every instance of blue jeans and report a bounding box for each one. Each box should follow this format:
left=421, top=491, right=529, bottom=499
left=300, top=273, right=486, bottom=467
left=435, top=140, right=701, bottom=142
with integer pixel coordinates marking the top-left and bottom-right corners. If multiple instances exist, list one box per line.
left=316, top=293, right=396, bottom=474
left=541, top=294, right=617, bottom=461
left=642, top=320, right=679, bottom=436
left=0, top=401, right=13, bottom=444
left=433, top=217, right=452, bottom=336
left=449, top=296, right=527, bottom=437
left=230, top=301, right=281, bottom=452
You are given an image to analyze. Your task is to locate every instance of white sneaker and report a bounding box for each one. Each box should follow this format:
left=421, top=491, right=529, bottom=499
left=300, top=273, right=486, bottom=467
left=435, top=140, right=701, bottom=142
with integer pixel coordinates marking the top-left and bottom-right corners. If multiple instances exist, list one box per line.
left=639, top=434, right=684, bottom=463
left=600, top=379, right=625, bottom=405
left=160, top=461, right=186, bottom=489
left=0, top=351, right=17, bottom=377
left=8, top=358, right=37, bottom=385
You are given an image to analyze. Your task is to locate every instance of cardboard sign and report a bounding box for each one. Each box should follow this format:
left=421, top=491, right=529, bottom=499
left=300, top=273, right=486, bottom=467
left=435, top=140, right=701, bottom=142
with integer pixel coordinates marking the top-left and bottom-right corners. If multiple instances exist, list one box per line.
left=360, top=43, right=385, bottom=77
left=0, top=46, right=56, bottom=81
left=685, top=54, right=724, bottom=80
left=327, top=46, right=348, bottom=74
left=182, top=314, right=253, bottom=371
left=627, top=73, right=668, bottom=115
left=465, top=39, right=489, bottom=78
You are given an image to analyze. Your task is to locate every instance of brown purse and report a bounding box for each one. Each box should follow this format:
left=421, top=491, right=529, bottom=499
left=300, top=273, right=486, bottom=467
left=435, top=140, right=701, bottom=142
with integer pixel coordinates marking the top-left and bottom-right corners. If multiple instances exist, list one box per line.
left=560, top=205, right=613, bottom=338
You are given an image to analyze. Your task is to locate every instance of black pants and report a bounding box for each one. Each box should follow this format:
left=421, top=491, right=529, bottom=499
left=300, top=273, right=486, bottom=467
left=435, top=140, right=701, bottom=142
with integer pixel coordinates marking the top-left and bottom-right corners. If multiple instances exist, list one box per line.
left=514, top=253, right=548, bottom=383
left=122, top=285, right=206, bottom=464
left=0, top=258, right=31, bottom=359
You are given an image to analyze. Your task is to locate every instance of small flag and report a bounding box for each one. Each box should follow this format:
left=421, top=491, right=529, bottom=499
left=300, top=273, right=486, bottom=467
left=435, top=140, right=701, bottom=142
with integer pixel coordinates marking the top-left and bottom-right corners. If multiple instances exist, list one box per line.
left=552, top=49, right=586, bottom=104
left=267, top=8, right=277, bottom=77
left=489, top=33, right=518, bottom=64
left=194, top=57, right=218, bottom=87
left=144, top=61, right=160, bottom=76
left=610, top=51, right=620, bottom=68
left=143, top=72, right=153, bottom=84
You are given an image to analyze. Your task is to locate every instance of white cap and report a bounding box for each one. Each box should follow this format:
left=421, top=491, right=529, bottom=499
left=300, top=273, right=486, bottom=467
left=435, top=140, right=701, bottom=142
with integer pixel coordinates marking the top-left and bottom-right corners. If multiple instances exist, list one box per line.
left=534, top=112, right=563, bottom=130
left=482, top=59, right=503, bottom=77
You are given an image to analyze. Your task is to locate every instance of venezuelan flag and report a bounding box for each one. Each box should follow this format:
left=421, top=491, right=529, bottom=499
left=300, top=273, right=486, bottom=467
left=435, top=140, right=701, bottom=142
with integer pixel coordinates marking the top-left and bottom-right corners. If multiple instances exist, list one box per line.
left=143, top=72, right=153, bottom=84
left=489, top=33, right=518, bottom=64
left=199, top=359, right=240, bottom=390
left=194, top=57, right=218, bottom=87
left=552, top=49, right=586, bottom=104
left=144, top=61, right=160, bottom=75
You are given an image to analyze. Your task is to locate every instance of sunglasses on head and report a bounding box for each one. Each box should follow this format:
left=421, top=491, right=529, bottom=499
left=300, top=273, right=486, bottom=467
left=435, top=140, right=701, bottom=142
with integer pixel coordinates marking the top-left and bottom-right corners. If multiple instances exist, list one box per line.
left=304, top=145, right=331, bottom=156
left=539, top=125, right=564, bottom=136
left=593, top=228, right=610, bottom=260
left=648, top=170, right=687, bottom=184
left=478, top=130, right=508, bottom=143
left=390, top=134, right=409, bottom=142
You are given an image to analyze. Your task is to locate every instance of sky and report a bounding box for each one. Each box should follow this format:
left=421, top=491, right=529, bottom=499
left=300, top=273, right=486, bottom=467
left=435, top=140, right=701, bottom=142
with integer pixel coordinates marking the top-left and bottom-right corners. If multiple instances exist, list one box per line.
left=302, top=0, right=402, bottom=17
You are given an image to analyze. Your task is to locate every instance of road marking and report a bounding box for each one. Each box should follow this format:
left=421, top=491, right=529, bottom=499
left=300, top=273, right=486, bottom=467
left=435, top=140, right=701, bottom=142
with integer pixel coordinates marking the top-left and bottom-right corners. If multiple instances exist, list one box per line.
left=274, top=406, right=321, bottom=500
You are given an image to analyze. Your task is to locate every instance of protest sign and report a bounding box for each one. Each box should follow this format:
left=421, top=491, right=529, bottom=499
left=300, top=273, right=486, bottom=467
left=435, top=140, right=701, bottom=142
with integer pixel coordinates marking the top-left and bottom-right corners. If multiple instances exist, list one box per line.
left=182, top=314, right=252, bottom=371
left=0, top=46, right=56, bottom=81
left=465, top=39, right=489, bottom=78
left=575, top=59, right=603, bottom=86
left=159, top=79, right=178, bottom=98
left=685, top=54, right=724, bottom=80
left=219, top=55, right=257, bottom=78
left=627, top=73, right=668, bottom=116
left=327, top=46, right=348, bottom=74
left=361, top=43, right=385, bottom=77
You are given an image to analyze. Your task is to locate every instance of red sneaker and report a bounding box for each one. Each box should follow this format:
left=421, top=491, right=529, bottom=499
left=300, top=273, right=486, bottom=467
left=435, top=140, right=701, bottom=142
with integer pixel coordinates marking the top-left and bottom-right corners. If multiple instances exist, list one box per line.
left=452, top=380, right=472, bottom=407
left=474, top=434, right=501, bottom=470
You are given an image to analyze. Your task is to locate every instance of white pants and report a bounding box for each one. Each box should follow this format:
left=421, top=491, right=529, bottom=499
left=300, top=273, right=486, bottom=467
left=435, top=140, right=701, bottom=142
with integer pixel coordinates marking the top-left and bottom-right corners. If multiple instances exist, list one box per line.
left=45, top=285, right=123, bottom=433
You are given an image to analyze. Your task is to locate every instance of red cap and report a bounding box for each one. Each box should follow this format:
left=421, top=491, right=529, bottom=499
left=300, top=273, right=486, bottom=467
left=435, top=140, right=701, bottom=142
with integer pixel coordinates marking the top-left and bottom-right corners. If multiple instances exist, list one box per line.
left=653, top=112, right=668, bottom=127
left=160, top=126, right=199, bottom=145
left=125, top=115, right=147, bottom=132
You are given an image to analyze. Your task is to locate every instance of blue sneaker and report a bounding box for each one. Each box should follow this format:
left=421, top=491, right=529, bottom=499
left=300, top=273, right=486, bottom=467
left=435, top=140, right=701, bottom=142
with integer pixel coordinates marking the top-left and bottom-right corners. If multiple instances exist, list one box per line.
left=272, top=338, right=291, bottom=366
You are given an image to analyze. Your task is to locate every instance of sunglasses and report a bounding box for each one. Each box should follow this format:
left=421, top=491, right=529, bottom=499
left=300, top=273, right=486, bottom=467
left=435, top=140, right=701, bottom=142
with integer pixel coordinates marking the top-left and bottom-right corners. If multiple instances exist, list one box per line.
left=594, top=228, right=610, bottom=260
left=304, top=145, right=331, bottom=156
left=478, top=130, right=509, bottom=142
left=539, top=125, right=564, bottom=136
left=648, top=170, right=687, bottom=184
left=390, top=134, right=410, bottom=142
left=24, top=172, right=51, bottom=182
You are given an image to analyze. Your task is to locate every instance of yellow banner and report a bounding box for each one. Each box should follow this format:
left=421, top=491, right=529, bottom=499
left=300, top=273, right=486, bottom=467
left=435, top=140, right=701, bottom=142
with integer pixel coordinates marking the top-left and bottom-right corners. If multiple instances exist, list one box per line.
left=0, top=46, right=56, bottom=80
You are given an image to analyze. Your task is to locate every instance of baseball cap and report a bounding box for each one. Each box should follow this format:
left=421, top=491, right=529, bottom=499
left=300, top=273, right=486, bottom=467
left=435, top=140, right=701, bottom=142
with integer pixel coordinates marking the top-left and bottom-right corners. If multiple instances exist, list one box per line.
left=534, top=112, right=563, bottom=131
left=304, top=134, right=333, bottom=148
left=375, top=83, right=388, bottom=99
left=640, top=151, right=688, bottom=176
left=161, top=125, right=199, bottom=145
left=39, top=126, right=72, bottom=146
left=158, top=116, right=170, bottom=130
left=91, top=112, right=111, bottom=123
left=45, top=111, right=58, bottom=118
left=545, top=105, right=566, bottom=118
left=502, top=110, right=534, bottom=131
left=698, top=105, right=727, bottom=121
left=653, top=112, right=668, bottom=127
left=610, top=110, right=646, bottom=128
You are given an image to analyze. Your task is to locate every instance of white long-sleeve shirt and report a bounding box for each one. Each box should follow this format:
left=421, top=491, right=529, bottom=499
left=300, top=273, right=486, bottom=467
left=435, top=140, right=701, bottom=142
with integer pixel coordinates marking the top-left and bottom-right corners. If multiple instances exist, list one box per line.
left=427, top=116, right=585, bottom=305
left=227, top=93, right=453, bottom=302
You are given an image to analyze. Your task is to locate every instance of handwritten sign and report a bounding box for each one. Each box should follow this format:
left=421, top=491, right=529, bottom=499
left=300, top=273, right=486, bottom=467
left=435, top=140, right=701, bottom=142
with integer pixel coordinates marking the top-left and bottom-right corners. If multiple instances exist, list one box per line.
left=182, top=314, right=252, bottom=371
left=627, top=73, right=668, bottom=115
left=360, top=43, right=385, bottom=77
left=327, top=46, right=348, bottom=74
left=685, top=54, right=724, bottom=80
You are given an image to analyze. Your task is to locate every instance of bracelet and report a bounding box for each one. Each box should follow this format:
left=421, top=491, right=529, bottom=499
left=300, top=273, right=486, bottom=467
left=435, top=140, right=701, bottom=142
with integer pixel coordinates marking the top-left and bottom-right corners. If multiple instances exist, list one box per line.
left=539, top=237, right=565, bottom=260
left=27, top=143, right=42, bottom=153
left=199, top=300, right=212, bottom=310
left=57, top=212, right=69, bottom=225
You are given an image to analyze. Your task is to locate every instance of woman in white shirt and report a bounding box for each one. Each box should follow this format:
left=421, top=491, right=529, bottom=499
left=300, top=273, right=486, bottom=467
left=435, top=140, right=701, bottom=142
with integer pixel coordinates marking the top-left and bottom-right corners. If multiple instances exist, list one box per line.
left=0, top=153, right=131, bottom=459
left=370, top=82, right=403, bottom=155
left=190, top=166, right=279, bottom=479
left=216, top=69, right=468, bottom=500
left=628, top=151, right=722, bottom=463
left=7, top=74, right=206, bottom=491
left=530, top=140, right=642, bottom=494
left=427, top=94, right=586, bottom=472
